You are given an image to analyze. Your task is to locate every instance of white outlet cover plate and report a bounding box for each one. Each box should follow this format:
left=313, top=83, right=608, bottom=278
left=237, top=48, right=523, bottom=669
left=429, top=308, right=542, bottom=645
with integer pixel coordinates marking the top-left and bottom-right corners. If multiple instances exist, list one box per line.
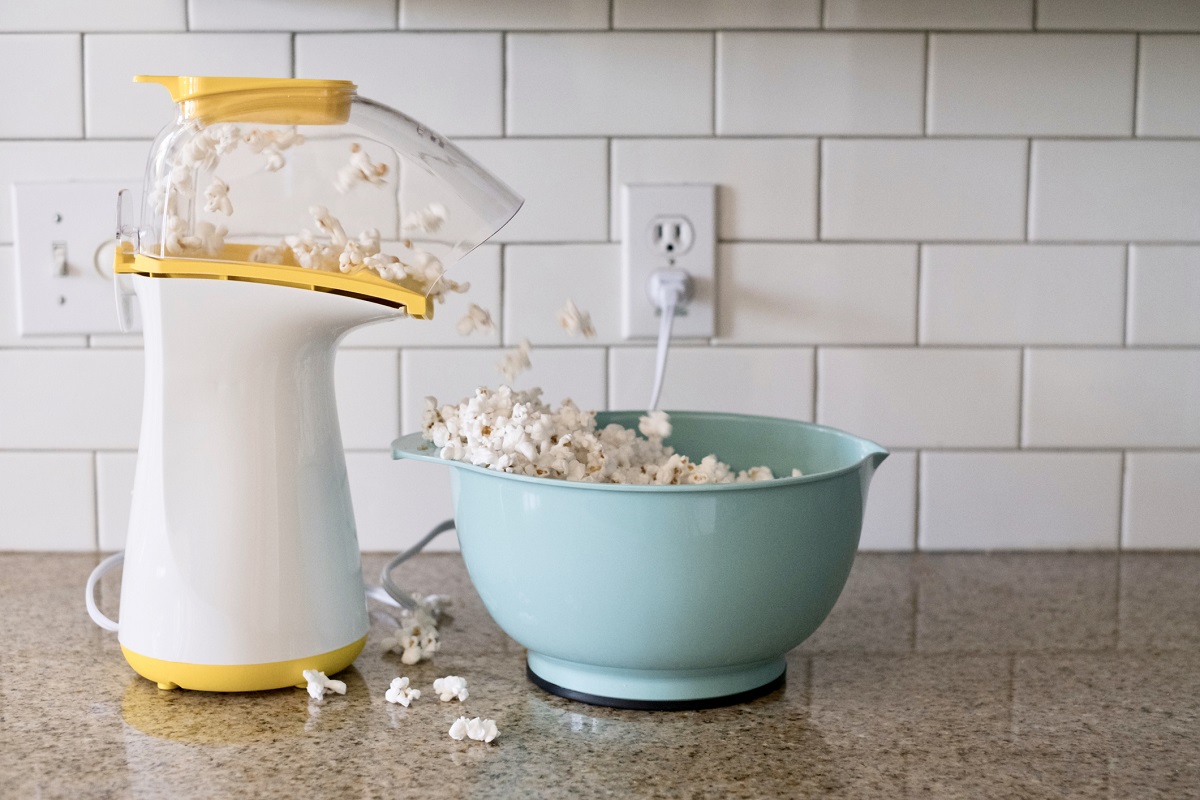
left=621, top=183, right=716, bottom=340
left=13, top=180, right=142, bottom=335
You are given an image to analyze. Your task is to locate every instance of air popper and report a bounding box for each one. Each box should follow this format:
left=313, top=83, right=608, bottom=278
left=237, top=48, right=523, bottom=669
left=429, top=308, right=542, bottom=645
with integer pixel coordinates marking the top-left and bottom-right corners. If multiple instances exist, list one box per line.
left=84, top=76, right=521, bottom=691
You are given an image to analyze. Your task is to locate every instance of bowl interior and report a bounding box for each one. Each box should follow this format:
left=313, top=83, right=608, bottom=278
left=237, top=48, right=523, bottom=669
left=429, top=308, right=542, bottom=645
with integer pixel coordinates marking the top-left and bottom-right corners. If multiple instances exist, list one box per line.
left=596, top=411, right=882, bottom=480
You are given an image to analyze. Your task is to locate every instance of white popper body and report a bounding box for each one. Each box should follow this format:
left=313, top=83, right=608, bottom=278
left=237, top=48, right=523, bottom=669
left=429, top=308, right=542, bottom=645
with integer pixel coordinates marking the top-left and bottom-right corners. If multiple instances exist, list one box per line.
left=118, top=274, right=396, bottom=666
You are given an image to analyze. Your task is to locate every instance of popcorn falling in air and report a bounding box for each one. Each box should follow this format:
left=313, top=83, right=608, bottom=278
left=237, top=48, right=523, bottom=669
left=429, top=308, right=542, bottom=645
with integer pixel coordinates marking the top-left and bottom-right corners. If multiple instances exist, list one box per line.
left=497, top=340, right=532, bottom=383
left=203, top=177, right=232, bottom=216
left=423, top=386, right=783, bottom=485
left=433, top=676, right=469, bottom=702
left=302, top=669, right=347, bottom=702
left=638, top=410, right=672, bottom=440
left=402, top=202, right=448, bottom=235
left=457, top=304, right=496, bottom=337
left=385, top=677, right=421, bottom=707
left=335, top=143, right=389, bottom=193
left=556, top=299, right=596, bottom=339
left=449, top=716, right=500, bottom=744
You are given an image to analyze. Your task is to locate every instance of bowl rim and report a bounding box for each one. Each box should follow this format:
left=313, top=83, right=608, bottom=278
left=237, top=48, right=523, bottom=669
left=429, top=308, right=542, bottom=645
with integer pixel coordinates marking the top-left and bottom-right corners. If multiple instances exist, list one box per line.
left=392, top=410, right=887, bottom=494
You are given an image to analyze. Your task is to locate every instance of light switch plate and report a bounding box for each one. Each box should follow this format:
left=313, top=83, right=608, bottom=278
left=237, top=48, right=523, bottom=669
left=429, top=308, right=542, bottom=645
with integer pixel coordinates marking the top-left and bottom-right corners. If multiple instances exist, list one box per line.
left=621, top=184, right=716, bottom=340
left=14, top=180, right=142, bottom=335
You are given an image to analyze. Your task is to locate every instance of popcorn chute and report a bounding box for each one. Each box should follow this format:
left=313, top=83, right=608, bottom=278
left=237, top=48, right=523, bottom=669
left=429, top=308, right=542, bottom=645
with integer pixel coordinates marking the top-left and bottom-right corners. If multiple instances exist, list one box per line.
left=84, top=76, right=521, bottom=692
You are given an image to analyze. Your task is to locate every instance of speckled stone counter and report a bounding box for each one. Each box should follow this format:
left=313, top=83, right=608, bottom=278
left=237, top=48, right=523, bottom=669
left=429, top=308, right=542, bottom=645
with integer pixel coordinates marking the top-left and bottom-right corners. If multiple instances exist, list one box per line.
left=2, top=552, right=1197, bottom=799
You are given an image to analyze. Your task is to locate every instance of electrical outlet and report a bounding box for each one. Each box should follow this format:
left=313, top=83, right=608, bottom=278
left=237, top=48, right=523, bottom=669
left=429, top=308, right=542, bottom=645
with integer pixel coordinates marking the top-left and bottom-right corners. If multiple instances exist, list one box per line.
left=620, top=184, right=715, bottom=340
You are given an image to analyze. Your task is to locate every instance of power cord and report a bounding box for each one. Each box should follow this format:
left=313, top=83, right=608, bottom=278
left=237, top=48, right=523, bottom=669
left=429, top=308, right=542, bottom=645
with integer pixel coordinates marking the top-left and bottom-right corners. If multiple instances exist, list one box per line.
left=646, top=268, right=694, bottom=411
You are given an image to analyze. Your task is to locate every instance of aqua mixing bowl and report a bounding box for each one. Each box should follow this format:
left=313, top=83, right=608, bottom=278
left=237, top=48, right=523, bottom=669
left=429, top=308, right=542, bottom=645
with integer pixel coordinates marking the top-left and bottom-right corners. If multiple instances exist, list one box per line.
left=393, top=411, right=887, bottom=710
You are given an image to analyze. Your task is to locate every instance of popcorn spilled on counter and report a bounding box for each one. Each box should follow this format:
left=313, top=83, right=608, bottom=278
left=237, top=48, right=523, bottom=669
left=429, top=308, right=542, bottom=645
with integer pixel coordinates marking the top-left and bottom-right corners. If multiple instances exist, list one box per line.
left=422, top=386, right=792, bottom=485
left=302, top=669, right=347, bottom=702
left=380, top=607, right=441, bottom=665
left=385, top=677, right=421, bottom=707
left=449, top=716, right=500, bottom=743
left=433, top=675, right=469, bottom=702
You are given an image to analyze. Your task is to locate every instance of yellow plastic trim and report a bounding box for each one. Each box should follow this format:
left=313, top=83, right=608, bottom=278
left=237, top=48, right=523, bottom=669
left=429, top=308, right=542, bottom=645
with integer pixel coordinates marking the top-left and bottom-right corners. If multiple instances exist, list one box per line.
left=135, top=75, right=355, bottom=125
left=114, top=242, right=430, bottom=319
left=121, top=635, right=367, bottom=692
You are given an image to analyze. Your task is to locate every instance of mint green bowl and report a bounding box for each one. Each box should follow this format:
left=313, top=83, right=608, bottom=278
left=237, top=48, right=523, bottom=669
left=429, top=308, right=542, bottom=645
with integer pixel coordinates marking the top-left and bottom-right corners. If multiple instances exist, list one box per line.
left=393, top=411, right=887, bottom=709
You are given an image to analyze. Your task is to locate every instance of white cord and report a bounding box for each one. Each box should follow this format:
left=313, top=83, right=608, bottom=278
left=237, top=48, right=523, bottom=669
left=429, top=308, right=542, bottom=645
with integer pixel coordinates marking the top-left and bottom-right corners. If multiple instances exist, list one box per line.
left=646, top=269, right=693, bottom=411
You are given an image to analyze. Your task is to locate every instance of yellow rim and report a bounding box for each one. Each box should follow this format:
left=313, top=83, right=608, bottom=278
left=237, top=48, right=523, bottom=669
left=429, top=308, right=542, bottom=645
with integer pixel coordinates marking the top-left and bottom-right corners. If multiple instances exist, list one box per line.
left=135, top=75, right=356, bottom=125
left=122, top=635, right=367, bottom=693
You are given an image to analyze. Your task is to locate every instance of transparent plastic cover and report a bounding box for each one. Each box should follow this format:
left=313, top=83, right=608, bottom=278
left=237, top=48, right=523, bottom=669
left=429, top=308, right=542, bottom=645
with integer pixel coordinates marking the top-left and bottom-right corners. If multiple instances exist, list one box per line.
left=136, top=88, right=522, bottom=305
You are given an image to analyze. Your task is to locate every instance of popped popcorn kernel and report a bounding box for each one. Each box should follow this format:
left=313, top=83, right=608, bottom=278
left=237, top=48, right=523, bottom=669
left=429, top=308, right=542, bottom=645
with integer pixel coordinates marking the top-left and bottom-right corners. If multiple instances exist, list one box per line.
left=385, top=676, right=421, bottom=707
left=448, top=716, right=470, bottom=741
left=497, top=340, right=532, bottom=383
left=457, top=304, right=496, bottom=337
left=433, top=675, right=469, bottom=702
left=556, top=298, right=596, bottom=339
left=467, top=717, right=500, bottom=743
left=638, top=410, right=672, bottom=440
left=302, top=669, right=346, bottom=702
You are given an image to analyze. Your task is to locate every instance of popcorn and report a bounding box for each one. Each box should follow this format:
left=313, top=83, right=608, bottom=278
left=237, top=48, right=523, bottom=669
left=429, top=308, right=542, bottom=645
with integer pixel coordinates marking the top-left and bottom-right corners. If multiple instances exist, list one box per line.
left=402, top=202, right=448, bottom=235
left=248, top=245, right=288, bottom=264
left=302, top=669, right=347, bottom=702
left=380, top=606, right=441, bottom=665
left=556, top=299, right=596, bottom=339
left=384, top=676, right=421, bottom=707
left=422, top=386, right=782, bottom=486
left=449, top=716, right=500, bottom=744
left=164, top=219, right=227, bottom=257
left=433, top=676, right=469, bottom=702
left=457, top=304, right=496, bottom=337
left=335, top=143, right=389, bottom=193
left=203, top=177, right=232, bottom=216
left=497, top=340, right=532, bottom=383
left=638, top=410, right=672, bottom=440
left=791, top=468, right=804, bottom=478
left=310, top=206, right=348, bottom=249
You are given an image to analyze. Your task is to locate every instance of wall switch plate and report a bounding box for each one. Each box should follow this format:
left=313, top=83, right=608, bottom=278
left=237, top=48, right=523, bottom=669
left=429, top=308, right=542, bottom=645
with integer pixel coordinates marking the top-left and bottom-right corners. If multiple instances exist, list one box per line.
left=621, top=184, right=716, bottom=340
left=13, top=180, right=142, bottom=335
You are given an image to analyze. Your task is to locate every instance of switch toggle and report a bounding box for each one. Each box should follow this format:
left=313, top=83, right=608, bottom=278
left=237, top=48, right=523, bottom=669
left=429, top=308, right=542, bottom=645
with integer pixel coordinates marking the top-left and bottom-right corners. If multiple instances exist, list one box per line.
left=52, top=241, right=68, bottom=277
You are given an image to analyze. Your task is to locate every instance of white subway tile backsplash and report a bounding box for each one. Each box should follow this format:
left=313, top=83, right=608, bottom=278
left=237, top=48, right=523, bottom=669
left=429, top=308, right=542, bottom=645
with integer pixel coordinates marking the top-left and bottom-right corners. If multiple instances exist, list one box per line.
left=0, top=142, right=147, bottom=243
left=1137, top=35, right=1200, bottom=136
left=817, top=348, right=1021, bottom=448
left=402, top=0, right=607, bottom=30
left=1128, top=246, right=1200, bottom=345
left=458, top=139, right=607, bottom=243
left=858, top=449, right=916, bottom=551
left=920, top=245, right=1126, bottom=345
left=84, top=34, right=291, bottom=138
left=615, top=0, right=820, bottom=29
left=507, top=33, right=713, bottom=136
left=0, top=0, right=184, bottom=32
left=0, top=453, right=95, bottom=551
left=95, top=451, right=135, bottom=550
left=0, top=248, right=87, bottom=348
left=717, top=33, right=925, bottom=136
left=928, top=34, right=1135, bottom=136
left=611, top=139, right=817, bottom=242
left=607, top=346, right=814, bottom=419
left=335, top=349, right=400, bottom=450
left=401, top=347, right=606, bottom=432
left=503, top=244, right=620, bottom=345
left=1030, top=141, right=1200, bottom=241
left=1123, top=453, right=1200, bottom=550
left=825, top=0, right=1033, bottom=30
left=0, top=351, right=142, bottom=449
left=296, top=33, right=501, bottom=137
left=1037, top=1, right=1200, bottom=32
left=822, top=140, right=1028, bottom=241
left=343, top=246, right=501, bottom=348
left=0, top=35, right=81, bottom=138
left=347, top=452, right=460, bottom=553
left=190, top=0, right=395, bottom=31
left=1024, top=349, right=1200, bottom=447
left=920, top=452, right=1122, bottom=550
left=716, top=243, right=917, bottom=345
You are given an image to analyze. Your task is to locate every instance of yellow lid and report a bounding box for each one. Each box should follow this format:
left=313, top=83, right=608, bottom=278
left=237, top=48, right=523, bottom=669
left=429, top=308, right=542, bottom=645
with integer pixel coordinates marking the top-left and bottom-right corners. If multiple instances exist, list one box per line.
left=135, top=75, right=356, bottom=125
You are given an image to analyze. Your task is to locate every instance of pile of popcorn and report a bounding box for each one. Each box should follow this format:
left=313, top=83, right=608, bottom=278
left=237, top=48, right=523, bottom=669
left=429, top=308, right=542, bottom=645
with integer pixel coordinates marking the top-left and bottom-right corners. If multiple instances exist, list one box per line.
left=422, top=386, right=795, bottom=485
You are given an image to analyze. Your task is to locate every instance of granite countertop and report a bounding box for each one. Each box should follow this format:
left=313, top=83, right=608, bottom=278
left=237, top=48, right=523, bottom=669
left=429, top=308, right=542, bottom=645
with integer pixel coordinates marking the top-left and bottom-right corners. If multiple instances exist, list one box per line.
left=2, top=551, right=1197, bottom=799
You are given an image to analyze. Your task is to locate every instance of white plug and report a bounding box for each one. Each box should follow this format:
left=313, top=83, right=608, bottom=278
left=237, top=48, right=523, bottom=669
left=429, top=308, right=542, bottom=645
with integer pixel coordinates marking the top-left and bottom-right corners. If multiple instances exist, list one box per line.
left=646, top=269, right=694, bottom=411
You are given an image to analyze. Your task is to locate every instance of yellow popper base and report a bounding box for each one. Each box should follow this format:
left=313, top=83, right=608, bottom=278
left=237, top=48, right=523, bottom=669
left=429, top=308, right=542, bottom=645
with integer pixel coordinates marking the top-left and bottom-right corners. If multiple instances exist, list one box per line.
left=114, top=242, right=431, bottom=319
left=121, top=635, right=367, bottom=692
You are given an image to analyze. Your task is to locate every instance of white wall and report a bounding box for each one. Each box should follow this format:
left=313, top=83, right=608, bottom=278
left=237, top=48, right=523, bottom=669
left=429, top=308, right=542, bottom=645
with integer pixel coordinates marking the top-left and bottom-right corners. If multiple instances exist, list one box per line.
left=1, top=0, right=1198, bottom=552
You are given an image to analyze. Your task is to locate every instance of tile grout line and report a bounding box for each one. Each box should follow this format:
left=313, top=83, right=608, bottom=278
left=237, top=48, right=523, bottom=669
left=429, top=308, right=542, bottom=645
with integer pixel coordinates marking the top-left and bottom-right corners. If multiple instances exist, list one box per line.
left=1122, top=243, right=1132, bottom=345
left=1117, top=449, right=1127, bottom=553
left=91, top=450, right=100, bottom=552
left=1017, top=347, right=1027, bottom=448
left=1131, top=33, right=1141, bottom=137
left=912, top=450, right=922, bottom=552
left=922, top=31, right=931, bottom=135
left=1023, top=139, right=1033, bottom=242
left=710, top=31, right=718, bottom=136
left=500, top=32, right=508, bottom=136
left=79, top=33, right=87, bottom=139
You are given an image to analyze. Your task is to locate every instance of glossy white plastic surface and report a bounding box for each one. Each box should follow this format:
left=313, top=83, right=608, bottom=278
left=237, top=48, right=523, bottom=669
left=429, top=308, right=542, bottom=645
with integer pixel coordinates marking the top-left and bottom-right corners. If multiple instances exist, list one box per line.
left=117, top=275, right=395, bottom=665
